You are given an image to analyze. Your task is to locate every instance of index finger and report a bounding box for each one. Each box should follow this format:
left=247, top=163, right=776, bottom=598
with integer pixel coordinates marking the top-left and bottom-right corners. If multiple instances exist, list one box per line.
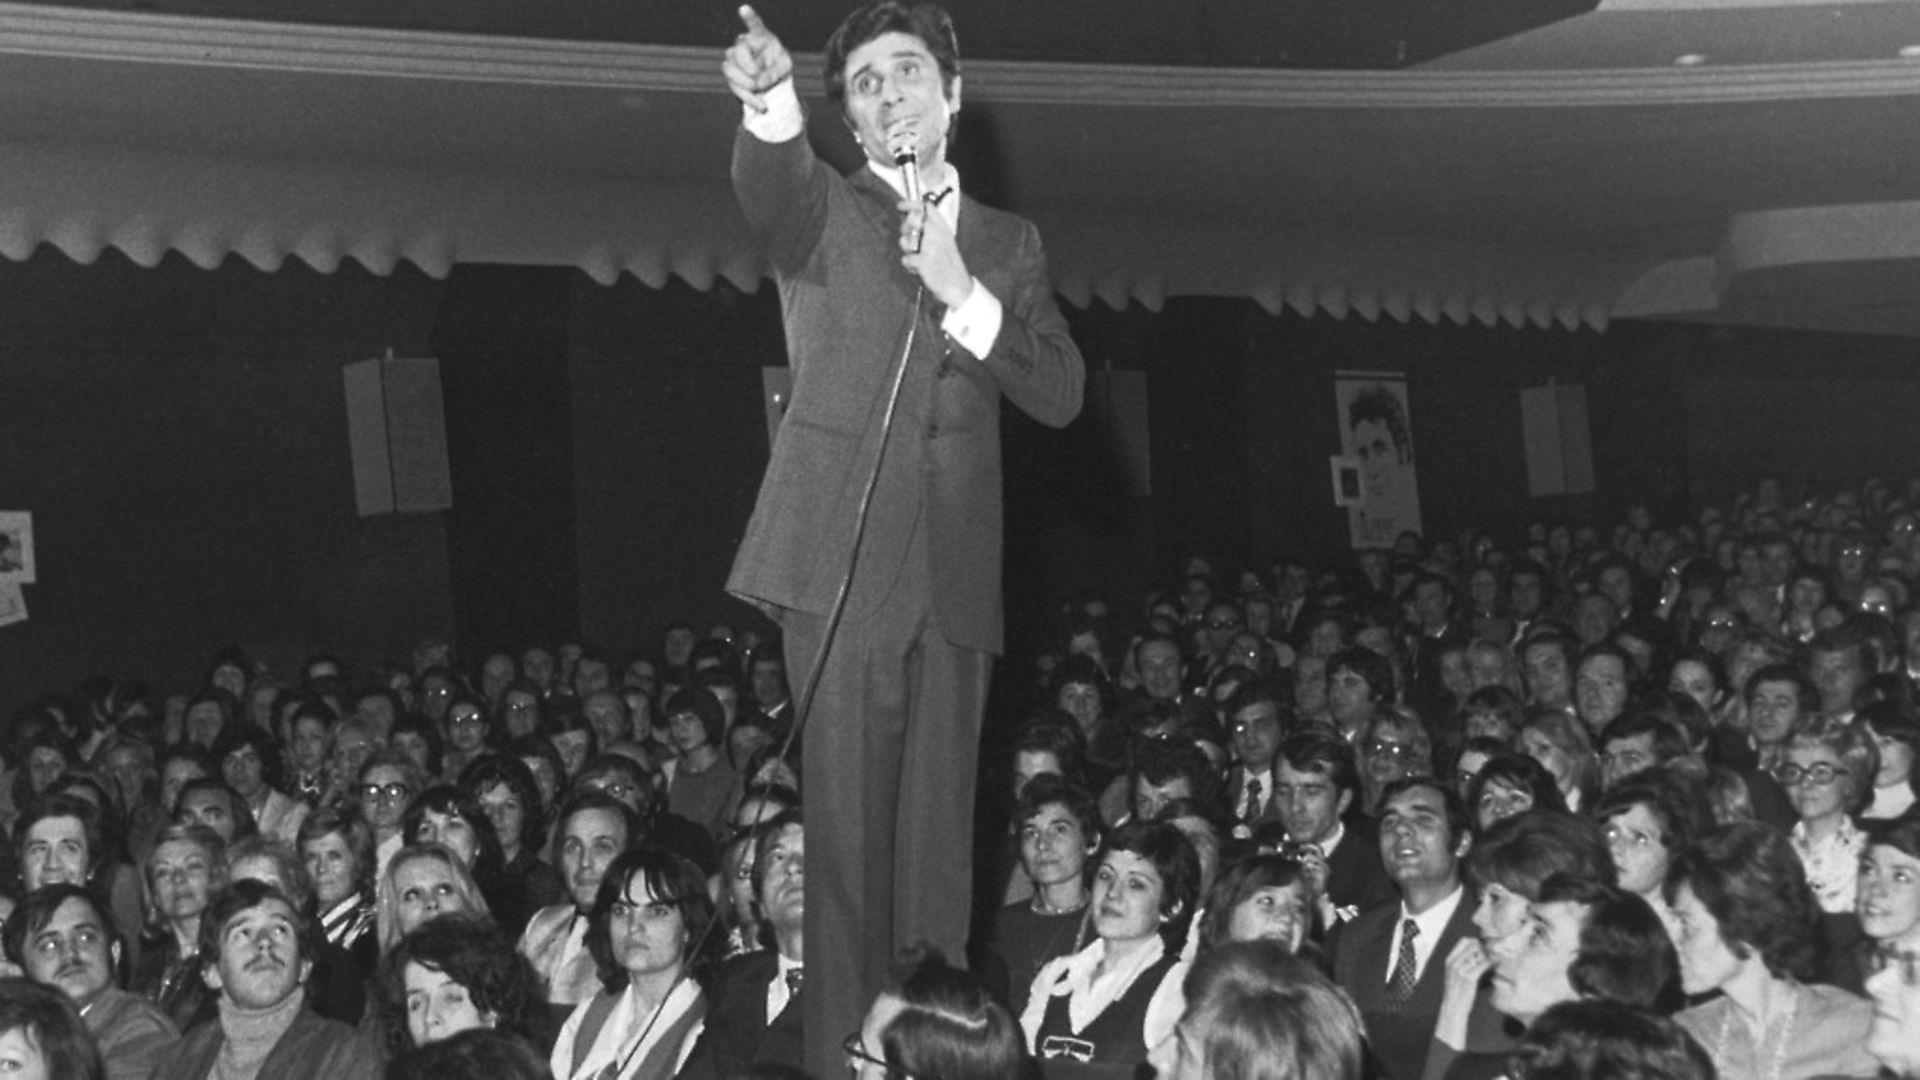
left=738, top=5, right=768, bottom=36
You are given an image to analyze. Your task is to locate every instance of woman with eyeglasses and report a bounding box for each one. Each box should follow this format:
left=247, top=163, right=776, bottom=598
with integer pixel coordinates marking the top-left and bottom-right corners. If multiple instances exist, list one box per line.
left=1022, top=821, right=1200, bottom=1080
left=1778, top=714, right=1877, bottom=915
left=1669, top=822, right=1877, bottom=1079
left=1358, top=707, right=1431, bottom=816
left=356, top=749, right=427, bottom=883
left=549, top=847, right=712, bottom=1080
left=441, top=692, right=494, bottom=782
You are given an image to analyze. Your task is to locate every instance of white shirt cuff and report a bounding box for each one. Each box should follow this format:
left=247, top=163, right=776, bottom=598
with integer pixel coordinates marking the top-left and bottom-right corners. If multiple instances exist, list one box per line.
left=742, top=78, right=804, bottom=143
left=941, top=278, right=1002, bottom=359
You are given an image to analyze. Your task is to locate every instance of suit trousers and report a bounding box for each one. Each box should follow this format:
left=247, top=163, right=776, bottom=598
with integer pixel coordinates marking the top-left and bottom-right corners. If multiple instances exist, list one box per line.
left=781, top=504, right=993, bottom=1080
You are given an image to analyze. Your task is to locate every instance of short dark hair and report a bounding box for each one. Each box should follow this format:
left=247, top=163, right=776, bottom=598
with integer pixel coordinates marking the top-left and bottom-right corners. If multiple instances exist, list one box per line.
left=1101, top=821, right=1201, bottom=951
left=2, top=884, right=117, bottom=973
left=822, top=1, right=961, bottom=105
left=1511, top=1000, right=1713, bottom=1080
left=209, top=723, right=286, bottom=792
left=879, top=952, right=1026, bottom=1080
left=1378, top=776, right=1471, bottom=849
left=1198, top=853, right=1310, bottom=952
left=199, top=879, right=318, bottom=972
left=1465, top=811, right=1614, bottom=901
left=175, top=779, right=259, bottom=840
left=1348, top=384, right=1411, bottom=463
left=1743, top=662, right=1816, bottom=709
left=14, top=793, right=107, bottom=877
left=1592, top=771, right=1712, bottom=863
left=385, top=1027, right=550, bottom=1080
left=554, top=792, right=642, bottom=861
left=402, top=785, right=505, bottom=878
left=1013, top=774, right=1102, bottom=857
left=1326, top=647, right=1394, bottom=704
left=661, top=687, right=726, bottom=750
left=1535, top=874, right=1679, bottom=1011
left=380, top=913, right=535, bottom=1054
left=1274, top=730, right=1360, bottom=798
left=1467, top=753, right=1566, bottom=824
left=458, top=755, right=549, bottom=854
left=1598, top=714, right=1688, bottom=766
left=1667, top=822, right=1818, bottom=981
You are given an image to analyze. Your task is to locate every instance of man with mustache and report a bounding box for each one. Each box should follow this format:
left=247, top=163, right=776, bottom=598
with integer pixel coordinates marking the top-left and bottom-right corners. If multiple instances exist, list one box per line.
left=148, top=879, right=375, bottom=1080
left=5, top=884, right=178, bottom=1080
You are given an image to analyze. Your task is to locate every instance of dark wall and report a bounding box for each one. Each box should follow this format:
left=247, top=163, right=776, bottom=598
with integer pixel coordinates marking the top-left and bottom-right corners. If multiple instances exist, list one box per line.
left=0, top=248, right=451, bottom=697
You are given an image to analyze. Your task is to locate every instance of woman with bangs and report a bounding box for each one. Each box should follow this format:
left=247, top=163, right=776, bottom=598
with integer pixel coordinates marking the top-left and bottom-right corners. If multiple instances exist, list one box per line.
left=549, top=847, right=714, bottom=1080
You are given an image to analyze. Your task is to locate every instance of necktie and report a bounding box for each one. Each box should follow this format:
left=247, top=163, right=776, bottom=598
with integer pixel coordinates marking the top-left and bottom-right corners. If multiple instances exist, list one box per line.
left=1387, top=919, right=1419, bottom=1005
left=785, top=967, right=804, bottom=999
left=1243, top=777, right=1264, bottom=823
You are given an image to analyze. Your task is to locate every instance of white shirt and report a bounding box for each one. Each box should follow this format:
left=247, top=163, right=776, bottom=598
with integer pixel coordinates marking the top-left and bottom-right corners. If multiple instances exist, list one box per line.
left=764, top=952, right=803, bottom=1024
left=741, top=78, right=1003, bottom=360
left=1383, top=884, right=1465, bottom=985
left=1021, top=936, right=1187, bottom=1058
left=550, top=978, right=704, bottom=1080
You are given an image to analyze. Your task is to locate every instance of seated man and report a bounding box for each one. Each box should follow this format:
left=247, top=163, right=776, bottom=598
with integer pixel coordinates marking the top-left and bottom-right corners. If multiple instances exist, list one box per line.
left=682, top=809, right=805, bottom=1080
left=571, top=752, right=717, bottom=874
left=1223, top=681, right=1290, bottom=837
left=148, top=879, right=375, bottom=1080
left=1264, top=729, right=1394, bottom=930
left=517, top=792, right=639, bottom=1030
left=5, top=883, right=179, bottom=1080
left=1597, top=714, right=1690, bottom=791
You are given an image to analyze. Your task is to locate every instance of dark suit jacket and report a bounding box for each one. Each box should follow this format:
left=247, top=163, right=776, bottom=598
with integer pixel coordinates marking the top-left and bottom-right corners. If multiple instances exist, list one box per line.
left=725, top=127, right=1084, bottom=654
left=679, top=950, right=803, bottom=1080
left=1325, top=815, right=1398, bottom=920
left=1328, top=887, right=1478, bottom=1080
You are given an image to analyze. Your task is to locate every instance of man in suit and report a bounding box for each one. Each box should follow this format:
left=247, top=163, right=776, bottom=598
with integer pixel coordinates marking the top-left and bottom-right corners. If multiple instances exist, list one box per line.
left=1224, top=681, right=1289, bottom=838
left=1328, top=777, right=1476, bottom=1080
left=723, top=4, right=1084, bottom=1074
left=682, top=812, right=805, bottom=1080
left=1271, top=729, right=1395, bottom=929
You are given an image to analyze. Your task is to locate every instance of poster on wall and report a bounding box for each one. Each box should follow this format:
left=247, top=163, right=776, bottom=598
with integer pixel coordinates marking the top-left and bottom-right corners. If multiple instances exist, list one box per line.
left=1334, top=375, right=1422, bottom=549
left=0, top=511, right=33, bottom=584
left=0, top=584, right=23, bottom=628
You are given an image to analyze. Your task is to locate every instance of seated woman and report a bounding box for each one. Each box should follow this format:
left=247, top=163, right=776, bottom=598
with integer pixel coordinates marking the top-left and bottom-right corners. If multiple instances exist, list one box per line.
left=298, top=806, right=379, bottom=972
left=1194, top=853, right=1314, bottom=957
left=982, top=774, right=1100, bottom=1015
left=1022, top=821, right=1200, bottom=1080
left=1516, top=709, right=1599, bottom=815
left=1779, top=713, right=1877, bottom=916
left=847, top=949, right=1027, bottom=1080
left=1669, top=822, right=1877, bottom=1079
left=402, top=785, right=533, bottom=935
left=1839, top=817, right=1920, bottom=994
left=1464, top=753, right=1565, bottom=835
left=0, top=977, right=106, bottom=1080
left=1439, top=874, right=1679, bottom=1080
left=378, top=913, right=536, bottom=1060
left=1358, top=707, right=1432, bottom=816
left=1591, top=771, right=1712, bottom=929
left=1862, top=701, right=1920, bottom=821
left=1146, top=939, right=1363, bottom=1080
left=549, top=847, right=712, bottom=1080
left=1509, top=1000, right=1713, bottom=1080
left=458, top=756, right=566, bottom=914
left=376, top=842, right=495, bottom=957
left=132, top=825, right=225, bottom=1032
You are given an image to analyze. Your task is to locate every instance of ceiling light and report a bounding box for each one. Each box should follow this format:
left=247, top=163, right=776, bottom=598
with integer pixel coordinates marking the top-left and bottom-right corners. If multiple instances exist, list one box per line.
left=1674, top=53, right=1707, bottom=66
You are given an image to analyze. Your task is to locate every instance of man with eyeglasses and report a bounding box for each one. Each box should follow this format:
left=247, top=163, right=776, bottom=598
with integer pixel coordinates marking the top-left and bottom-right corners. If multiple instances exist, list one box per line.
left=518, top=792, right=641, bottom=1030
left=6, top=884, right=180, bottom=1080
left=572, top=753, right=718, bottom=874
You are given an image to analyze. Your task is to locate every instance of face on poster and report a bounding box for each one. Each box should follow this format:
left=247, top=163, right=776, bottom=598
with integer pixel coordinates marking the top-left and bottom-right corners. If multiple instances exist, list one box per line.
left=0, top=512, right=32, bottom=584
left=1335, top=378, right=1421, bottom=548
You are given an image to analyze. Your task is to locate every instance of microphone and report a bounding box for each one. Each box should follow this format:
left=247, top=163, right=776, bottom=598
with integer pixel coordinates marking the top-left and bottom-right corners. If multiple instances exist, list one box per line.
left=892, top=144, right=923, bottom=204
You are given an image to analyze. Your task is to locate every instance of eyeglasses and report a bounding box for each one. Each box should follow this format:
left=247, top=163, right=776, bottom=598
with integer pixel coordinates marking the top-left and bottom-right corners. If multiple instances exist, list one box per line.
left=1773, top=762, right=1842, bottom=788
left=356, top=782, right=414, bottom=804
left=1366, top=739, right=1413, bottom=758
left=1207, top=618, right=1241, bottom=631
left=449, top=712, right=486, bottom=728
left=590, top=781, right=637, bottom=802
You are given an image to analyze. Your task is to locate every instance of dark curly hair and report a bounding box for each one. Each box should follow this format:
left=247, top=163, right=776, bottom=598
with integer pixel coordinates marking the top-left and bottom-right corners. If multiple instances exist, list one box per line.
left=822, top=1, right=960, bottom=106
left=584, top=847, right=715, bottom=993
left=379, top=912, right=536, bottom=1056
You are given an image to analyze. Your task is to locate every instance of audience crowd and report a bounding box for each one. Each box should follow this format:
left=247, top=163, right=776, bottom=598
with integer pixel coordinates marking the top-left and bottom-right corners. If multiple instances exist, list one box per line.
left=13, top=473, right=1920, bottom=1078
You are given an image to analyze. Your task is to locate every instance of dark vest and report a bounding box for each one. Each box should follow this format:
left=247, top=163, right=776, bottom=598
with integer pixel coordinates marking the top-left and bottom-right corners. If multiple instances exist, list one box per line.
left=1033, top=950, right=1180, bottom=1080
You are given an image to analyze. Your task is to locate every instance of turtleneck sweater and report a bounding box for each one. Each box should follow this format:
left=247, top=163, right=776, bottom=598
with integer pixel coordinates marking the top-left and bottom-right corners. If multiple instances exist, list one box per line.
left=213, top=986, right=305, bottom=1080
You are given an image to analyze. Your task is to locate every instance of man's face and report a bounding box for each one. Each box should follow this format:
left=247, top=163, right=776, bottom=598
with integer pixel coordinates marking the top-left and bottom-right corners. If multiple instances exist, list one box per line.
left=206, top=899, right=310, bottom=1010
left=1019, top=803, right=1093, bottom=889
left=1413, top=582, right=1449, bottom=629
left=1812, top=647, right=1866, bottom=714
left=1137, top=641, right=1182, bottom=701
left=1523, top=642, right=1571, bottom=707
left=1131, top=775, right=1192, bottom=823
left=1353, top=418, right=1401, bottom=501
left=222, top=745, right=265, bottom=799
left=1573, top=595, right=1617, bottom=647
left=178, top=788, right=240, bottom=843
left=1229, top=702, right=1283, bottom=771
left=1748, top=679, right=1805, bottom=746
left=1274, top=761, right=1350, bottom=845
left=480, top=655, right=516, bottom=701
left=583, top=692, right=629, bottom=748
left=23, top=817, right=89, bottom=891
left=560, top=808, right=628, bottom=910
left=759, top=824, right=805, bottom=936
left=1509, top=573, right=1545, bottom=620
left=22, top=897, right=115, bottom=1009
left=1325, top=665, right=1374, bottom=724
left=100, top=748, right=149, bottom=808
left=1574, top=655, right=1630, bottom=733
left=1378, top=783, right=1463, bottom=891
left=750, top=659, right=788, bottom=708
left=841, top=29, right=957, bottom=169
left=1601, top=732, right=1658, bottom=790
left=1762, top=541, right=1795, bottom=587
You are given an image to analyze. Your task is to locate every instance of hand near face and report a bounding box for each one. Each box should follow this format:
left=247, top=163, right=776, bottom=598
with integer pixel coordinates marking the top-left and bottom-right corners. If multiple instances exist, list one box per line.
left=898, top=198, right=972, bottom=310
left=1434, top=937, right=1492, bottom=1050
left=723, top=6, right=792, bottom=114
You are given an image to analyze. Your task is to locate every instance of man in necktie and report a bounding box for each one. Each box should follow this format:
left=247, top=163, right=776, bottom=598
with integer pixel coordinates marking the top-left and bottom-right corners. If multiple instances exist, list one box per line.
left=518, top=794, right=640, bottom=1033
left=1327, top=777, right=1476, bottom=1080
left=1224, top=683, right=1287, bottom=839
left=722, top=6, right=1084, bottom=1075
left=680, top=812, right=806, bottom=1080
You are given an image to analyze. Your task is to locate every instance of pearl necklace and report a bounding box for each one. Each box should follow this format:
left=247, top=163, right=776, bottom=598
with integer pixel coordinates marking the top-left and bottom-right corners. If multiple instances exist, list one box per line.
left=1713, top=983, right=1799, bottom=1080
